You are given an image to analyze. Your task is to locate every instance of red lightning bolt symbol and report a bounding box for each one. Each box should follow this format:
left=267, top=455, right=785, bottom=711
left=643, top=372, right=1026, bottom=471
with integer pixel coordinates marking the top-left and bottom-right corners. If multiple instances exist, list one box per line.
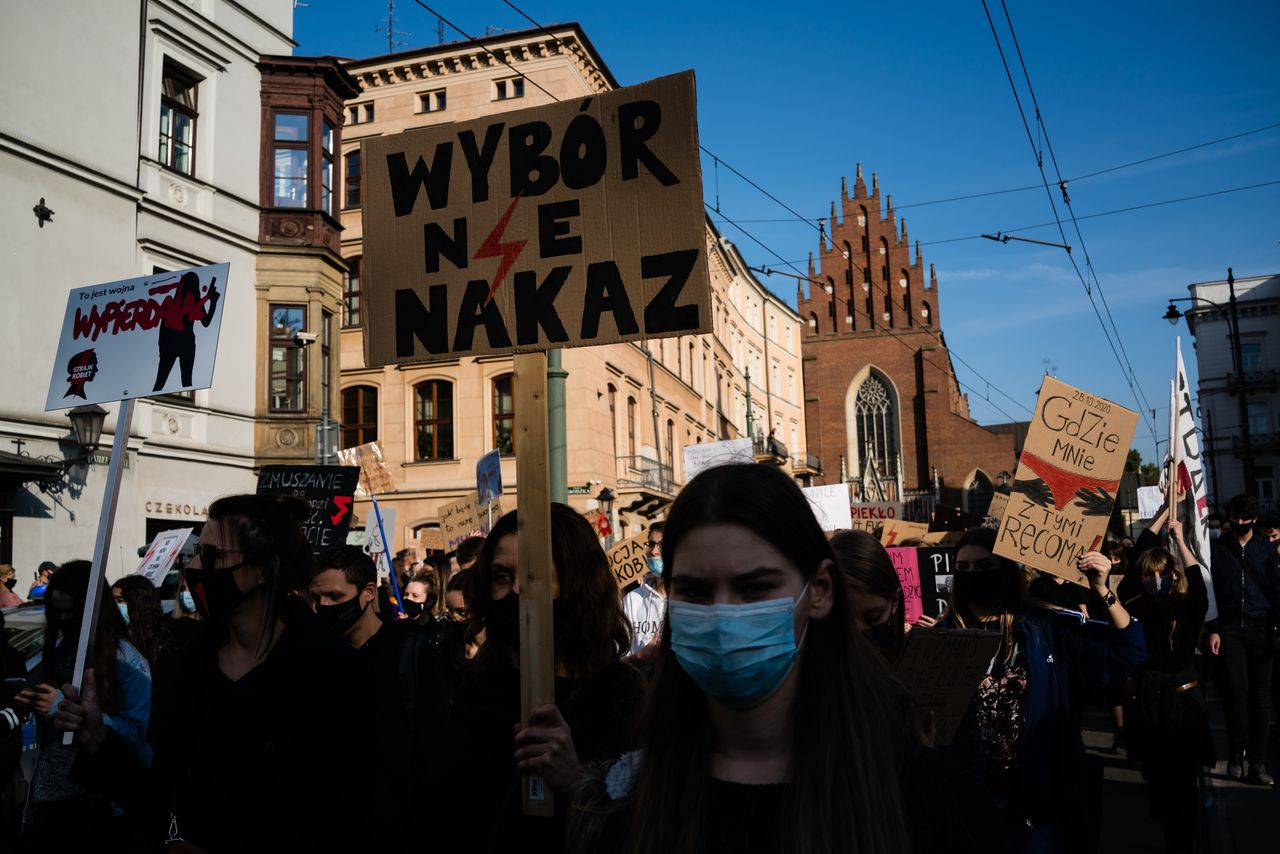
left=474, top=194, right=528, bottom=304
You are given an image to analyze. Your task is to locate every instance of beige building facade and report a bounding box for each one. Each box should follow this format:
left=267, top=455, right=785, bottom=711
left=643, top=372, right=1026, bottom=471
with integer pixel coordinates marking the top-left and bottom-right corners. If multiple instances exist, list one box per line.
left=336, top=25, right=810, bottom=553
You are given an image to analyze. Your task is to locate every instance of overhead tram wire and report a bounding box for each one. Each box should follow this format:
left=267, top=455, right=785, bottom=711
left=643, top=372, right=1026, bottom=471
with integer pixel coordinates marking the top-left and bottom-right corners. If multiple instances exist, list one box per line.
left=688, top=120, right=1280, bottom=222
left=426, top=0, right=1034, bottom=423
left=998, top=0, right=1149, bottom=426
left=979, top=0, right=1158, bottom=447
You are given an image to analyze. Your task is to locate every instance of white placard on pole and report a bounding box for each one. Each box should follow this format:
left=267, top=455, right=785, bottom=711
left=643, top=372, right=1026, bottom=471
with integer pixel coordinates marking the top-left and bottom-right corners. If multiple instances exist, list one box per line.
left=681, top=438, right=754, bottom=483
left=135, top=527, right=192, bottom=587
left=803, top=483, right=854, bottom=532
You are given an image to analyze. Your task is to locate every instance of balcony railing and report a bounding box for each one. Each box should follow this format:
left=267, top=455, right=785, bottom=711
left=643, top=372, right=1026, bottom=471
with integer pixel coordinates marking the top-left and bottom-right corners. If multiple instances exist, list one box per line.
left=753, top=436, right=789, bottom=460
left=1231, top=433, right=1279, bottom=454
left=792, top=453, right=823, bottom=473
left=1227, top=369, right=1278, bottom=392
left=617, top=455, right=675, bottom=494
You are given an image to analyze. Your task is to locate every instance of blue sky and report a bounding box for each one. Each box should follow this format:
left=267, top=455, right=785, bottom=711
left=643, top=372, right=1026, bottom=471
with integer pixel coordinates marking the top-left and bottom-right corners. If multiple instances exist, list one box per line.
left=294, top=0, right=1280, bottom=460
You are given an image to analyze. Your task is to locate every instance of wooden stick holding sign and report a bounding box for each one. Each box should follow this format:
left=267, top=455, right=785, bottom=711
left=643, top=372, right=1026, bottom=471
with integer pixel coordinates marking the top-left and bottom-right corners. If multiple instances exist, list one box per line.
left=1167, top=379, right=1179, bottom=529
left=63, top=400, right=134, bottom=744
left=514, top=352, right=556, bottom=817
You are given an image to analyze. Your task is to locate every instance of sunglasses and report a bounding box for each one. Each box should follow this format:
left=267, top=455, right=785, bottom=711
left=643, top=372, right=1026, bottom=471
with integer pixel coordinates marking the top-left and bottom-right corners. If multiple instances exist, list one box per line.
left=194, top=544, right=249, bottom=571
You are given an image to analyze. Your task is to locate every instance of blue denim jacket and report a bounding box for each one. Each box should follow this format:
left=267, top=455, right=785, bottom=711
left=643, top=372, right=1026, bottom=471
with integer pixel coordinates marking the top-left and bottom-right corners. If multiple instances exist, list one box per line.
left=46, top=639, right=152, bottom=763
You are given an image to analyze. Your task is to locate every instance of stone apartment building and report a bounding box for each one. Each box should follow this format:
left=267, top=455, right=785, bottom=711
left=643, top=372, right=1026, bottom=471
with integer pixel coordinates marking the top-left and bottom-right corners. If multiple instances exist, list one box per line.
left=335, top=24, right=811, bottom=551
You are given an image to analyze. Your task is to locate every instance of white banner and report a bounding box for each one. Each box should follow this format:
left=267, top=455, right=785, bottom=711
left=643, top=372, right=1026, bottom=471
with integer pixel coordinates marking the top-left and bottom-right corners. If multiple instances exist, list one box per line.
left=45, top=263, right=229, bottom=410
left=135, top=528, right=191, bottom=588
left=1174, top=337, right=1216, bottom=620
left=803, top=483, right=853, bottom=532
left=681, top=438, right=754, bottom=483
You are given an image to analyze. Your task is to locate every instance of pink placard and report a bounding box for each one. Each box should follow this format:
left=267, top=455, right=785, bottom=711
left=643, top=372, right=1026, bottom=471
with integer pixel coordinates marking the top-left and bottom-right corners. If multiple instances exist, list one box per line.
left=887, top=547, right=923, bottom=624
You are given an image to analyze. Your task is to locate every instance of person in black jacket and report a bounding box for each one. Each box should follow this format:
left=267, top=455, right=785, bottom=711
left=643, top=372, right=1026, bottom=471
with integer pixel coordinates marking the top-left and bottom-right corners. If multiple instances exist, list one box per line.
left=308, top=545, right=449, bottom=848
left=56, top=493, right=366, bottom=852
left=1124, top=519, right=1213, bottom=853
left=1205, top=494, right=1280, bottom=785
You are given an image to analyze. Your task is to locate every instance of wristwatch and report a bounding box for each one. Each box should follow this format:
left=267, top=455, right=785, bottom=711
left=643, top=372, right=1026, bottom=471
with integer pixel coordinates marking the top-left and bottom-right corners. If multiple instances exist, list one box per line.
left=1100, top=589, right=1117, bottom=608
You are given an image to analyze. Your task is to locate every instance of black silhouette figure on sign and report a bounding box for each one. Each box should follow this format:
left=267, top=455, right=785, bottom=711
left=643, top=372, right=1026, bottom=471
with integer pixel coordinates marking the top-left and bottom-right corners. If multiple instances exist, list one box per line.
left=153, top=271, right=219, bottom=392
left=63, top=349, right=98, bottom=399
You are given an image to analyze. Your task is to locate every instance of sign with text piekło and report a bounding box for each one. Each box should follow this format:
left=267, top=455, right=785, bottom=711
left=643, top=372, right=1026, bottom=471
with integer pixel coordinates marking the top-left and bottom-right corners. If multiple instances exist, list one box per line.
left=360, top=72, right=710, bottom=365
left=994, top=376, right=1138, bottom=583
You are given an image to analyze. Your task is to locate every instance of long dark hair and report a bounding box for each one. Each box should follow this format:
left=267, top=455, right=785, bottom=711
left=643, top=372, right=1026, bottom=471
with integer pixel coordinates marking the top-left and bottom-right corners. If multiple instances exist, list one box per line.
left=830, top=529, right=906, bottom=657
left=113, top=575, right=173, bottom=667
left=42, top=560, right=124, bottom=714
left=619, top=464, right=912, bottom=854
left=206, top=493, right=312, bottom=652
left=471, top=504, right=629, bottom=680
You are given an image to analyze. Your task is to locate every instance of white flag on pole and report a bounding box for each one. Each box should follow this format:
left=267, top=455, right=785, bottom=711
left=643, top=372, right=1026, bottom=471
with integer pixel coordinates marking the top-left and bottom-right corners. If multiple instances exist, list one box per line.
left=1173, top=337, right=1217, bottom=621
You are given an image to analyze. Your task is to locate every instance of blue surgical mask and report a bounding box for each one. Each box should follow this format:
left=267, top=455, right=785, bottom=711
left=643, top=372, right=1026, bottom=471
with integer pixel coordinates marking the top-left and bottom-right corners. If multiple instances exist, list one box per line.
left=646, top=556, right=664, bottom=577
left=669, top=583, right=809, bottom=708
left=179, top=591, right=196, bottom=612
left=117, top=602, right=130, bottom=626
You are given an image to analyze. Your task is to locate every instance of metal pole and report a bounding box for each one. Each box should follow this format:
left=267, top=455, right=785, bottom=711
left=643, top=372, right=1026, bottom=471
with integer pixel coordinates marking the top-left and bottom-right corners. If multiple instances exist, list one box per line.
left=370, top=494, right=404, bottom=617
left=547, top=349, right=568, bottom=505
left=1226, top=269, right=1257, bottom=496
left=64, top=398, right=135, bottom=745
left=1203, top=407, right=1222, bottom=514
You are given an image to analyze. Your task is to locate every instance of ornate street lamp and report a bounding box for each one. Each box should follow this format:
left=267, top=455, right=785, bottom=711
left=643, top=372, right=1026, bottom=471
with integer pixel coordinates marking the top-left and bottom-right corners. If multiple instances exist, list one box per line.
left=67, top=403, right=108, bottom=462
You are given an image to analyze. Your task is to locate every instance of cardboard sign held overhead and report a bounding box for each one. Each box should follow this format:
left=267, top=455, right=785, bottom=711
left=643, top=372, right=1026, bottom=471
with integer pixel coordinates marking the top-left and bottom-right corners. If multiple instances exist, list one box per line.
left=994, top=376, right=1138, bottom=583
left=880, top=519, right=929, bottom=547
left=803, top=483, right=853, bottom=532
left=256, top=465, right=360, bottom=550
left=682, top=438, right=754, bottom=483
left=360, top=72, right=711, bottom=365
left=339, top=441, right=396, bottom=496
left=135, top=528, right=192, bottom=588
left=608, top=535, right=649, bottom=595
left=45, top=263, right=229, bottom=410
left=417, top=527, right=445, bottom=553
left=439, top=494, right=482, bottom=551
left=986, top=491, right=1010, bottom=524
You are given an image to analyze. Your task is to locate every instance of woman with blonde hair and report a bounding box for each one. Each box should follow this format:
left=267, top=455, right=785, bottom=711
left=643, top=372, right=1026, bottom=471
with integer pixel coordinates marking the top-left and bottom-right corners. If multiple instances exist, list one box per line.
left=0, top=566, right=21, bottom=607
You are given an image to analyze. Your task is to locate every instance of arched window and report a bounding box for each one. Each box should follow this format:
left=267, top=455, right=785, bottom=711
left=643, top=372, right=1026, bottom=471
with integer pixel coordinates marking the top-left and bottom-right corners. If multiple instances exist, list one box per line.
left=902, top=293, right=912, bottom=326
left=341, top=385, right=378, bottom=448
left=608, top=383, right=618, bottom=457
left=855, top=375, right=898, bottom=488
left=921, top=301, right=932, bottom=325
left=842, top=241, right=854, bottom=285
left=493, top=373, right=514, bottom=455
left=858, top=206, right=868, bottom=229
left=808, top=312, right=818, bottom=332
left=414, top=380, right=453, bottom=460
left=966, top=471, right=995, bottom=517
left=665, top=419, right=675, bottom=473
left=626, top=396, right=637, bottom=457
left=900, top=269, right=909, bottom=289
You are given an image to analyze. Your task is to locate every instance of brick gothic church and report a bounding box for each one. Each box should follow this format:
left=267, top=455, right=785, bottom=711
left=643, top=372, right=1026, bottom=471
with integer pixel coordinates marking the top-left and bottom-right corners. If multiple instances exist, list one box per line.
left=798, top=166, right=1018, bottom=515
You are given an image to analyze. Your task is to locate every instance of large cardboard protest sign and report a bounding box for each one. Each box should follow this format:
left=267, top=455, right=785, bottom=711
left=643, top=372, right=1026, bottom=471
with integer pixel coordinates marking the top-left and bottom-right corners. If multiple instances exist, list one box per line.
left=339, top=441, right=396, bottom=496
left=994, top=376, right=1138, bottom=583
left=803, top=483, right=853, bottom=532
left=850, top=501, right=904, bottom=533
left=45, top=263, right=229, bottom=410
left=682, top=438, right=754, bottom=483
left=135, top=528, right=192, bottom=588
left=895, top=629, right=1002, bottom=746
left=360, top=72, right=710, bottom=365
left=608, top=535, right=649, bottom=595
left=257, top=465, right=360, bottom=550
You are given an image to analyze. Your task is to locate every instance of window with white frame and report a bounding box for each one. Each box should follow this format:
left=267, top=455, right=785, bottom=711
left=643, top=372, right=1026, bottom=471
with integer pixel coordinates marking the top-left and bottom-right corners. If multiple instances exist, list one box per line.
left=418, top=89, right=447, bottom=113
left=494, top=77, right=525, bottom=100
left=159, top=61, right=200, bottom=175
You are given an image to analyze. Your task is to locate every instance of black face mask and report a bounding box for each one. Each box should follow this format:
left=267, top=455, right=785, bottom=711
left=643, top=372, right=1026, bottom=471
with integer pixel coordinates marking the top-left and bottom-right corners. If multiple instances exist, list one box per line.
left=862, top=620, right=896, bottom=655
left=3, top=578, right=15, bottom=591
left=315, top=594, right=369, bottom=637
left=402, top=599, right=427, bottom=620
left=1230, top=521, right=1254, bottom=538
left=486, top=591, right=570, bottom=648
left=955, top=570, right=1006, bottom=608
left=185, top=567, right=250, bottom=622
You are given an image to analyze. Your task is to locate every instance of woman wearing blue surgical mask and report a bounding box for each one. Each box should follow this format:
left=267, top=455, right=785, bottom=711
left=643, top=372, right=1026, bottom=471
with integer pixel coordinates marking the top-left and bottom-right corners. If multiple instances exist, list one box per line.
left=111, top=575, right=174, bottom=671
left=564, top=463, right=927, bottom=854
left=1123, top=519, right=1211, bottom=853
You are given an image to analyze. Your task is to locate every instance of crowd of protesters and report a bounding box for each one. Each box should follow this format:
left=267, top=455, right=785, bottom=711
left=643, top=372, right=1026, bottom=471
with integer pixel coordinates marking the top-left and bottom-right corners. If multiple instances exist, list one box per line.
left=0, top=466, right=1275, bottom=852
